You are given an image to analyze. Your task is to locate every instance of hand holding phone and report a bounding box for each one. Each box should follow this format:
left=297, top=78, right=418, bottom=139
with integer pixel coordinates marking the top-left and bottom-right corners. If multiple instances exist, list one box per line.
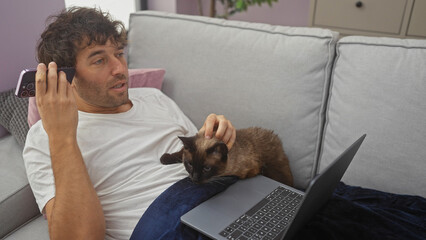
left=15, top=67, right=75, bottom=98
left=31, top=62, right=79, bottom=139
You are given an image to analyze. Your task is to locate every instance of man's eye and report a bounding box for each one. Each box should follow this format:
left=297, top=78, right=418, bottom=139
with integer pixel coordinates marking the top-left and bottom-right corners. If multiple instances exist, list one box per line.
left=94, top=59, right=103, bottom=65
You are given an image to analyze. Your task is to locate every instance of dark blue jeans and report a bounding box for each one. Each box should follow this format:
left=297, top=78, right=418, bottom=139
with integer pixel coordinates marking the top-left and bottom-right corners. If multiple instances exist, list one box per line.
left=130, top=176, right=238, bottom=240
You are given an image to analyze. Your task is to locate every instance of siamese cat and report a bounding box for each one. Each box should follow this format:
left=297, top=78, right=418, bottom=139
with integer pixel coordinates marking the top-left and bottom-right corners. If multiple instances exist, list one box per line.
left=160, top=127, right=293, bottom=186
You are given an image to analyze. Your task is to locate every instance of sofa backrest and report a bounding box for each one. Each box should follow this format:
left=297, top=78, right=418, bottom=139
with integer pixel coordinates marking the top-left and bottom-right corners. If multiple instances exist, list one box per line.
left=128, top=11, right=338, bottom=189
left=319, top=36, right=426, bottom=197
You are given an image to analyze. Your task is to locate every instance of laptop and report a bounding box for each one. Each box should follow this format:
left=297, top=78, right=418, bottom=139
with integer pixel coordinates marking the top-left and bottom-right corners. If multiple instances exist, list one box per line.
left=181, top=134, right=366, bottom=240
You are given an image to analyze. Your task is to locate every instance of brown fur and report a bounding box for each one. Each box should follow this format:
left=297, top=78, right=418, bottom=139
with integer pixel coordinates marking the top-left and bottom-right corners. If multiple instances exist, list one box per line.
left=160, top=127, right=293, bottom=186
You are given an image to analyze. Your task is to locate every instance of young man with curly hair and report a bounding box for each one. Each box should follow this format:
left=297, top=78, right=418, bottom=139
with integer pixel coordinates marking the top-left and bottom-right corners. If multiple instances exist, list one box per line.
left=23, top=7, right=236, bottom=240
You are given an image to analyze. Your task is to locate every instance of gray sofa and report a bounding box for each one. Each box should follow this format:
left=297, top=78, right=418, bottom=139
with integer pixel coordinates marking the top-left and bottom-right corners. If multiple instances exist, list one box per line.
left=1, top=11, right=425, bottom=239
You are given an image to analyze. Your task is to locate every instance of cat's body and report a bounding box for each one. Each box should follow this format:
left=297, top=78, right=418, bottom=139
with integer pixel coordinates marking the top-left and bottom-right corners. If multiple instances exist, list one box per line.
left=160, top=127, right=293, bottom=186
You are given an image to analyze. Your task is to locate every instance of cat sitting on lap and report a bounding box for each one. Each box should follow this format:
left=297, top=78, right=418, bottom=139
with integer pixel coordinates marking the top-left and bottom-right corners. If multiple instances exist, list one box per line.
left=160, top=127, right=293, bottom=186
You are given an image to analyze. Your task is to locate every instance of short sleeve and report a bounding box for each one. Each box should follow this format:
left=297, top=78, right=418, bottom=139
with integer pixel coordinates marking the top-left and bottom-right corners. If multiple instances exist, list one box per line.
left=23, top=123, right=55, bottom=213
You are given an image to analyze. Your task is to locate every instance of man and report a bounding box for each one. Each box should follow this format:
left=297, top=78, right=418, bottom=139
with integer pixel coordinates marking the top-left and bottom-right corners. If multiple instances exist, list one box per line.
left=23, top=7, right=236, bottom=240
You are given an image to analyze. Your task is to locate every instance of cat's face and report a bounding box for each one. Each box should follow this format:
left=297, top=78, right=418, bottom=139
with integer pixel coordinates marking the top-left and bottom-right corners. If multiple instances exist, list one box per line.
left=179, top=135, right=228, bottom=184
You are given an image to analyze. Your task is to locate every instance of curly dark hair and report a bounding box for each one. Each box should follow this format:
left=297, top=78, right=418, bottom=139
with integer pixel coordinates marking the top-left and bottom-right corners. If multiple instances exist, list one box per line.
left=37, top=7, right=127, bottom=67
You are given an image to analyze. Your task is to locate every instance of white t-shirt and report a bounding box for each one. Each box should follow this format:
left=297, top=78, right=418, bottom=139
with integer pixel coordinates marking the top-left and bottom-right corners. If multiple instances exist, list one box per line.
left=23, top=88, right=198, bottom=240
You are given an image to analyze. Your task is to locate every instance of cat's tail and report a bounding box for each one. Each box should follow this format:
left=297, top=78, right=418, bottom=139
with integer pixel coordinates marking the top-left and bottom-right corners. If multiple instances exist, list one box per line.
left=160, top=149, right=184, bottom=165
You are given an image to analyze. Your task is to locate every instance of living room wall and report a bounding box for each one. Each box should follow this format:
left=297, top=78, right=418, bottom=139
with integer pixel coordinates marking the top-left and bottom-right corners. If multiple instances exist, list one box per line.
left=0, top=0, right=65, bottom=92
left=149, top=0, right=310, bottom=27
left=0, top=0, right=65, bottom=136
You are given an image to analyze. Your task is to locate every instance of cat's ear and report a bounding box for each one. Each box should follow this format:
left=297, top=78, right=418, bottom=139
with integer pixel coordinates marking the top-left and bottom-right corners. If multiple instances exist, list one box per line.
left=178, top=136, right=196, bottom=152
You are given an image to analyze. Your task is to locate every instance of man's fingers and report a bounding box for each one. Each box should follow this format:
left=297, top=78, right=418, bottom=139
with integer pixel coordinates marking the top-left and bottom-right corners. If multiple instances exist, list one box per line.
left=213, top=115, right=228, bottom=139
left=57, top=71, right=68, bottom=97
left=202, top=113, right=218, bottom=139
left=47, top=62, right=58, bottom=95
left=220, top=121, right=234, bottom=144
left=35, top=63, right=47, bottom=105
left=226, top=129, right=236, bottom=150
left=68, top=84, right=76, bottom=103
left=217, top=119, right=236, bottom=150
left=199, top=113, right=236, bottom=150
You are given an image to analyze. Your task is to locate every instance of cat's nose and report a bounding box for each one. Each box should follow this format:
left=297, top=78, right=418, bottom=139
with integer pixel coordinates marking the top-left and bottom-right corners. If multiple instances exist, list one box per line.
left=192, top=173, right=200, bottom=182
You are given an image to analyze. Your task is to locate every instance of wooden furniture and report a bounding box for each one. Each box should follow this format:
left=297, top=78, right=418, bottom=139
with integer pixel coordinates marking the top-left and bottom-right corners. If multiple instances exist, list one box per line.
left=309, top=0, right=426, bottom=39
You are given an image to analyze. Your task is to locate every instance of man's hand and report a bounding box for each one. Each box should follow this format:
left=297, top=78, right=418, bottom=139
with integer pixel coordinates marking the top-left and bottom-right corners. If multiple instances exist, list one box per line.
left=35, top=62, right=78, bottom=141
left=199, top=113, right=236, bottom=150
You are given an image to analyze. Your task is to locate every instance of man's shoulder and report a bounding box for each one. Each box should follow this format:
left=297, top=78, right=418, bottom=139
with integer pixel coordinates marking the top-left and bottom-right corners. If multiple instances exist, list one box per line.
left=129, top=88, right=172, bottom=105
left=128, top=88, right=181, bottom=115
left=27, top=120, right=46, bottom=138
left=24, top=120, right=49, bottom=153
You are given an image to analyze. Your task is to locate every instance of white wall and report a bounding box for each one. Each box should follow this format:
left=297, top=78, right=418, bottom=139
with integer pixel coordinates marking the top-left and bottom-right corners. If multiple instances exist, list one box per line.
left=64, top=0, right=138, bottom=29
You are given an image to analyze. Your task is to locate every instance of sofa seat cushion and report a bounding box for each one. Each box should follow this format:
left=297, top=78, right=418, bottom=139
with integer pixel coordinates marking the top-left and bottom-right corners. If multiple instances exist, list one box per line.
left=3, top=215, right=48, bottom=240
left=128, top=11, right=339, bottom=189
left=320, top=36, right=426, bottom=197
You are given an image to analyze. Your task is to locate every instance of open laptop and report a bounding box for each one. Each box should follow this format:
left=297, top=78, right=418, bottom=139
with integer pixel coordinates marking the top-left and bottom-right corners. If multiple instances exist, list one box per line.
left=181, top=134, right=366, bottom=240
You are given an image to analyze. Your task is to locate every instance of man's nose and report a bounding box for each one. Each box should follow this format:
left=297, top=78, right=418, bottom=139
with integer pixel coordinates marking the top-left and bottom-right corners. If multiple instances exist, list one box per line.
left=110, top=57, right=126, bottom=75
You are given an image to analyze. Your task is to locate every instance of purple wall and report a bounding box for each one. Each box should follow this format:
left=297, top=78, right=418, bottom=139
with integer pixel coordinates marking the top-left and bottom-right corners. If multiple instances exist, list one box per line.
left=0, top=0, right=65, bottom=137
left=0, top=0, right=65, bottom=92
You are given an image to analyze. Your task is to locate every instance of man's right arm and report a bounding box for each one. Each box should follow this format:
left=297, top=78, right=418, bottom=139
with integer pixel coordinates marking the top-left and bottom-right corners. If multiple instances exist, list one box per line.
left=44, top=137, right=105, bottom=239
left=36, top=63, right=105, bottom=239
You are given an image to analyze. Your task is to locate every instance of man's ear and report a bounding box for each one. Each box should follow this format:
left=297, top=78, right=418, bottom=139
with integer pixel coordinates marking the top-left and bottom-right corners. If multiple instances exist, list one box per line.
left=218, top=142, right=228, bottom=162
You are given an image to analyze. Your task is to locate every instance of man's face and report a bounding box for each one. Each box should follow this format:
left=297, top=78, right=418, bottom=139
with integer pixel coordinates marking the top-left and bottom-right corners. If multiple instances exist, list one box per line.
left=73, top=40, right=129, bottom=112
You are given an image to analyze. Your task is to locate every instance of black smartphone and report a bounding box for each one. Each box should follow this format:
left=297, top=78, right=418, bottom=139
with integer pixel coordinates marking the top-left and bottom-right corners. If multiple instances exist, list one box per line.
left=15, top=67, right=76, bottom=98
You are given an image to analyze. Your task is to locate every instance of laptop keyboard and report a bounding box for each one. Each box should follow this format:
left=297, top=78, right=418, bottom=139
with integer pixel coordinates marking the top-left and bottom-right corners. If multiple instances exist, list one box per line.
left=219, top=186, right=303, bottom=240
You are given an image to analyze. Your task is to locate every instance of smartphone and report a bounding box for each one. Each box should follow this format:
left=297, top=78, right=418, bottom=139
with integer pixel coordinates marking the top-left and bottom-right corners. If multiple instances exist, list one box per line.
left=15, top=67, right=76, bottom=98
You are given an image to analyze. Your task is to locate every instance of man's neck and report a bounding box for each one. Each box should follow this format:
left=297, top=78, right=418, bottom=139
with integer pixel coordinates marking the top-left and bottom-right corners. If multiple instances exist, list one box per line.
left=76, top=100, right=133, bottom=114
left=72, top=89, right=133, bottom=114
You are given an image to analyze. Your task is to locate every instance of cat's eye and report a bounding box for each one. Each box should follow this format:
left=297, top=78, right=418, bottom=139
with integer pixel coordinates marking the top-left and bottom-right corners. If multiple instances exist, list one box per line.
left=184, top=160, right=192, bottom=167
left=203, top=166, right=211, bottom=172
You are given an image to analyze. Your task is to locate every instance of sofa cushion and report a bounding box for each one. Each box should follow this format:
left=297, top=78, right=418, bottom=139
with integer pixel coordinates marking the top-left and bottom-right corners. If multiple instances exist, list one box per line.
left=2, top=215, right=48, bottom=240
left=0, top=135, right=40, bottom=238
left=320, top=36, right=426, bottom=197
left=128, top=11, right=339, bottom=189
left=0, top=89, right=29, bottom=146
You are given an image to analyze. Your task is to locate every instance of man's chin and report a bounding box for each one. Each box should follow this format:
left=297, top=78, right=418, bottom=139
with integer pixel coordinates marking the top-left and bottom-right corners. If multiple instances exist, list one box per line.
left=108, top=95, right=130, bottom=108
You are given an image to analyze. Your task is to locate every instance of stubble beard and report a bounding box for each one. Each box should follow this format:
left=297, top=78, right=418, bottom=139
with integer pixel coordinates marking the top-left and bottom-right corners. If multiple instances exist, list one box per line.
left=75, top=74, right=129, bottom=109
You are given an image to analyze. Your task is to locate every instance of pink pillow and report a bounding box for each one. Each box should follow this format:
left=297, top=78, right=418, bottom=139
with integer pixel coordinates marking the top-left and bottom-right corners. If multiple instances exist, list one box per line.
left=28, top=68, right=165, bottom=127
